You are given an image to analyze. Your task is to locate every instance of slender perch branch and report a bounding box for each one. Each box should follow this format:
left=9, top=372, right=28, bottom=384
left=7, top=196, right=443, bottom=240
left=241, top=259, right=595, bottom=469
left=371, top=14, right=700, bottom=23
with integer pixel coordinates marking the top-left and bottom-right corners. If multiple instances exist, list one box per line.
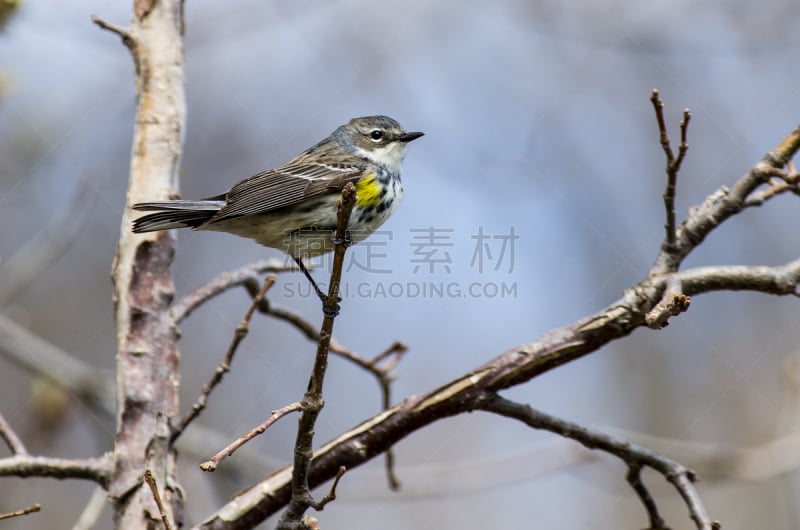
left=277, top=183, right=357, bottom=529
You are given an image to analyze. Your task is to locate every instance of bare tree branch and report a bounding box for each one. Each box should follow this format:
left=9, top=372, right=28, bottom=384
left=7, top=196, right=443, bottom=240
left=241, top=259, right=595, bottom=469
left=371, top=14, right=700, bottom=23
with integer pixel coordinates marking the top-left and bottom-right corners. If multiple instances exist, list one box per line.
left=169, top=260, right=294, bottom=324
left=744, top=163, right=800, bottom=206
left=481, top=395, right=715, bottom=530
left=0, top=412, right=27, bottom=455
left=0, top=453, right=112, bottom=485
left=626, top=464, right=667, bottom=530
left=650, top=123, right=800, bottom=275
left=144, top=469, right=176, bottom=530
left=90, top=14, right=133, bottom=51
left=201, top=402, right=305, bottom=472
left=0, top=503, right=41, bottom=521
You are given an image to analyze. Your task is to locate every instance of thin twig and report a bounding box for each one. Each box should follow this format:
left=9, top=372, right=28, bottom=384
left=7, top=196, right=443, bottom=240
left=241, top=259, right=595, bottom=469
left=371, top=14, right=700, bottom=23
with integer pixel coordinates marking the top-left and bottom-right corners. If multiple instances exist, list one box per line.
left=650, top=89, right=691, bottom=256
left=311, top=466, right=346, bottom=510
left=265, top=302, right=404, bottom=376
left=242, top=270, right=408, bottom=379
left=90, top=14, right=134, bottom=50
left=277, top=184, right=357, bottom=529
left=0, top=503, right=41, bottom=521
left=200, top=402, right=305, bottom=472
left=650, top=89, right=672, bottom=162
left=626, top=464, right=667, bottom=529
left=169, top=260, right=294, bottom=323
left=744, top=164, right=800, bottom=206
left=651, top=123, right=800, bottom=279
left=370, top=341, right=407, bottom=490
left=369, top=341, right=408, bottom=368
left=482, top=395, right=715, bottom=530
left=0, top=413, right=27, bottom=455
left=144, top=469, right=175, bottom=530
left=170, top=275, right=276, bottom=444
left=677, top=108, right=691, bottom=168
left=645, top=277, right=691, bottom=329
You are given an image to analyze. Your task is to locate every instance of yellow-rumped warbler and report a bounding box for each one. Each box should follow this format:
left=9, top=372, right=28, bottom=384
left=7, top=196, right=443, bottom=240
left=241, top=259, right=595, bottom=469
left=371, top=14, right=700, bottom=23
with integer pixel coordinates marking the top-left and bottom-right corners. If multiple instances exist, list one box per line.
left=132, top=115, right=423, bottom=301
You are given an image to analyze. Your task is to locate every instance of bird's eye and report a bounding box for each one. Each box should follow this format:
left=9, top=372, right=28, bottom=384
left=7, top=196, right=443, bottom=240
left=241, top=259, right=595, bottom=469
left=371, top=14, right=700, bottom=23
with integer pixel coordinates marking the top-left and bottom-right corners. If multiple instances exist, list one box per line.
left=369, top=130, right=384, bottom=142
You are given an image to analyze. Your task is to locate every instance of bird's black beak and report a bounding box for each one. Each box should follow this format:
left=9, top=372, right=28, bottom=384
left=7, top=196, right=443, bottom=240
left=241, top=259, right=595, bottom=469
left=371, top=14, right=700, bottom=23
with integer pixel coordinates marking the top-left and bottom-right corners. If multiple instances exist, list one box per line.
left=398, top=131, right=424, bottom=143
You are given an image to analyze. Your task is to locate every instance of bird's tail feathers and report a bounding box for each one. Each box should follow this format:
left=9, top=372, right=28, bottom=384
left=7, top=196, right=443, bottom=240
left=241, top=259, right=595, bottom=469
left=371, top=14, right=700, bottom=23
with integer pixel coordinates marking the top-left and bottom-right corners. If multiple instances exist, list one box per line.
left=131, top=200, right=224, bottom=233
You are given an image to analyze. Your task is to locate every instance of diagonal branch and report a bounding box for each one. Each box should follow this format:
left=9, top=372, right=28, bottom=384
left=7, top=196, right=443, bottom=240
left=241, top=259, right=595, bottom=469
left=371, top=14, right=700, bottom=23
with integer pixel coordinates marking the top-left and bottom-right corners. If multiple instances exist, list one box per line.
left=169, top=260, right=295, bottom=323
left=200, top=402, right=305, bottom=472
left=144, top=469, right=176, bottom=530
left=481, top=395, right=715, bottom=530
left=90, top=14, right=134, bottom=51
left=0, top=413, right=27, bottom=455
left=0, top=504, right=41, bottom=521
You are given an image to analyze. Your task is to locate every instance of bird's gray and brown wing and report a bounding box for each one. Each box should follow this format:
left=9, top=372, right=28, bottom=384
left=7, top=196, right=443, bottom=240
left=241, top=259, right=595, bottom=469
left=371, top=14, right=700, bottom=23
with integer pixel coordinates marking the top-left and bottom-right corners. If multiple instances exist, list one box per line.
left=208, top=156, right=365, bottom=223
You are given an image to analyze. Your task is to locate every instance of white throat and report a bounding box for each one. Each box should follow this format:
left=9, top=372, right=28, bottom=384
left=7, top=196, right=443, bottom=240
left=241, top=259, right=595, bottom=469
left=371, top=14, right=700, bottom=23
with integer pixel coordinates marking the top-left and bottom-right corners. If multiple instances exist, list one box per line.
left=356, top=142, right=408, bottom=174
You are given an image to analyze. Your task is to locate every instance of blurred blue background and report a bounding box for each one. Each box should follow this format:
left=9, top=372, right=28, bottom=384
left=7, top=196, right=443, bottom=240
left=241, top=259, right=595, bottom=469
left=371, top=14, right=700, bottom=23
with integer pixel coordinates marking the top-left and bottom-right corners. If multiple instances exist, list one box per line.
left=2, top=1, right=800, bottom=528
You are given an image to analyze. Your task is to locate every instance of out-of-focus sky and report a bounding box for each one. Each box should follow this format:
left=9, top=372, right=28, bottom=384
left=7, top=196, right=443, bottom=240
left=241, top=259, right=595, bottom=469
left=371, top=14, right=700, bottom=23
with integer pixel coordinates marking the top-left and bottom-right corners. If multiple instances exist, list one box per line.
left=2, top=1, right=800, bottom=529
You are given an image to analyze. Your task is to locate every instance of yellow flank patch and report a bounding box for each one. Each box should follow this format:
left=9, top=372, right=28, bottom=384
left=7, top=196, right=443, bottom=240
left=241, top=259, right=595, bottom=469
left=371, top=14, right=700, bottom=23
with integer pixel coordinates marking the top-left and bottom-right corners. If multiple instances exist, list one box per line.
left=355, top=173, right=383, bottom=208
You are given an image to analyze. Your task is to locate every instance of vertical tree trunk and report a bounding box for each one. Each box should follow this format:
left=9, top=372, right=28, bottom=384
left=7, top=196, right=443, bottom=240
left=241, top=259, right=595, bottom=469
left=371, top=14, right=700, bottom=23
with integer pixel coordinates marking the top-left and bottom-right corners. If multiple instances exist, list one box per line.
left=108, top=1, right=185, bottom=527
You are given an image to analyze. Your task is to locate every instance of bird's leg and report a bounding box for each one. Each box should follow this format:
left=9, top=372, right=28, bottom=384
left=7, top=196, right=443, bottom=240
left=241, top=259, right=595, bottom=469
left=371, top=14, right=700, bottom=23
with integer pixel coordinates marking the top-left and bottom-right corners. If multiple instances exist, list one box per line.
left=292, top=256, right=340, bottom=317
